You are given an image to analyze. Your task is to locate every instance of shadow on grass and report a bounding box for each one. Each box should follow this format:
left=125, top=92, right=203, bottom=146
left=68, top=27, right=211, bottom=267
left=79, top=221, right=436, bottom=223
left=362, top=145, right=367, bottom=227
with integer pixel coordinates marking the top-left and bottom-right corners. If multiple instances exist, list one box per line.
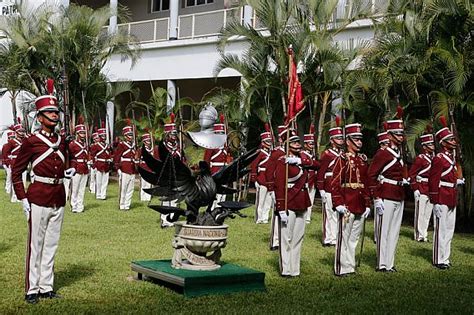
left=409, top=246, right=432, bottom=263
left=54, top=263, right=97, bottom=290
left=399, top=228, right=414, bottom=240
left=0, top=242, right=13, bottom=254
left=459, top=246, right=474, bottom=255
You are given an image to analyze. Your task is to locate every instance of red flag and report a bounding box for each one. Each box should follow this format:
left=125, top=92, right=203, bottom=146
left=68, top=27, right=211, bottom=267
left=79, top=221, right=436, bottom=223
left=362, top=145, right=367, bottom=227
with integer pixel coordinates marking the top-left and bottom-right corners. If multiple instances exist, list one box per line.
left=286, top=47, right=305, bottom=123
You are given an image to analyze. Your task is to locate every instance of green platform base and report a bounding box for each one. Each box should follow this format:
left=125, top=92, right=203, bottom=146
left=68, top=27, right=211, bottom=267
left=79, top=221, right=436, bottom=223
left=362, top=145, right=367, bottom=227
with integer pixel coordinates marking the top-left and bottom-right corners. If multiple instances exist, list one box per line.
left=131, top=259, right=266, bottom=297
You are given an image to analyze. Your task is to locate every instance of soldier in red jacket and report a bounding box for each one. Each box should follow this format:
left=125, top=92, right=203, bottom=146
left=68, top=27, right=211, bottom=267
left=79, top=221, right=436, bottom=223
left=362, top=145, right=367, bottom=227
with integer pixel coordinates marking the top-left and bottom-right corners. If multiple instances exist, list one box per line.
left=69, top=123, right=89, bottom=213
left=8, top=122, right=27, bottom=202
left=203, top=121, right=230, bottom=208
left=114, top=124, right=138, bottom=210
left=139, top=132, right=157, bottom=201
left=409, top=133, right=435, bottom=242
left=88, top=132, right=99, bottom=194
left=265, top=125, right=287, bottom=250
left=13, top=91, right=75, bottom=304
left=331, top=123, right=371, bottom=276
left=250, top=127, right=273, bottom=224
left=373, top=132, right=390, bottom=243
left=274, top=128, right=312, bottom=277
left=429, top=126, right=463, bottom=269
left=317, top=125, right=344, bottom=246
left=90, top=127, right=112, bottom=200
left=2, top=129, right=15, bottom=194
left=300, top=124, right=319, bottom=223
left=368, top=120, right=408, bottom=272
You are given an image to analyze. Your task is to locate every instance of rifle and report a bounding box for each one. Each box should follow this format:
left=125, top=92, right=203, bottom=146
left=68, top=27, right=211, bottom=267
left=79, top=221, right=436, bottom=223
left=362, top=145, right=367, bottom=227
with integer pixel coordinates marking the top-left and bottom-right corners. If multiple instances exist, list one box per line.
left=176, top=87, right=185, bottom=157
left=448, top=102, right=464, bottom=179
left=395, top=97, right=410, bottom=181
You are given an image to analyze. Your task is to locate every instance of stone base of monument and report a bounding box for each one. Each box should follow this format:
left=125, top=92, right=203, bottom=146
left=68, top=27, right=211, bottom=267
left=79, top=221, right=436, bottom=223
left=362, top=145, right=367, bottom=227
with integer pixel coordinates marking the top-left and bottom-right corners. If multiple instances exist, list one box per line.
left=131, top=260, right=266, bottom=297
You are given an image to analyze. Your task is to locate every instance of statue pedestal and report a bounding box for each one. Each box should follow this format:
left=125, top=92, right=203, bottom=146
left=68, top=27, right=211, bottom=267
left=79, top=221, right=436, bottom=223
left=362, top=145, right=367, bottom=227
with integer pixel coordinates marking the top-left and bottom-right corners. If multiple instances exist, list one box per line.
left=131, top=260, right=266, bottom=297
left=171, top=222, right=228, bottom=271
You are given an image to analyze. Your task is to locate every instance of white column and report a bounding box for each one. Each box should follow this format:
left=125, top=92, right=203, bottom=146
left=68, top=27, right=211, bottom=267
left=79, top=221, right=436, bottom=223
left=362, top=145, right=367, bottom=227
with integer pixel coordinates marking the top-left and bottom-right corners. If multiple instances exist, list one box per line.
left=109, top=0, right=118, bottom=35
left=169, top=0, right=179, bottom=39
left=243, top=5, right=253, bottom=27
left=167, top=80, right=176, bottom=114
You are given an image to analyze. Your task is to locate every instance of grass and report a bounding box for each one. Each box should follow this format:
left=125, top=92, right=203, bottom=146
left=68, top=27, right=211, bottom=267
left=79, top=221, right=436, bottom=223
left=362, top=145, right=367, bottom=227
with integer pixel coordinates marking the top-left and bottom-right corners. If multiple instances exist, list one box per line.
left=0, top=172, right=473, bottom=314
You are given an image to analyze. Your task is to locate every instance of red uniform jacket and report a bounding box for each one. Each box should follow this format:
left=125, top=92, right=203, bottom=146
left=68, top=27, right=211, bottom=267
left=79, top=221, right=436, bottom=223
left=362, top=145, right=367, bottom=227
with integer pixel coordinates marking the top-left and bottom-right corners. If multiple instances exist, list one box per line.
left=90, top=141, right=112, bottom=173
left=140, top=145, right=159, bottom=172
left=428, top=150, right=458, bottom=208
left=367, top=146, right=405, bottom=201
left=204, top=147, right=229, bottom=175
left=114, top=141, right=137, bottom=174
left=265, top=147, right=285, bottom=191
left=274, top=154, right=311, bottom=211
left=331, top=153, right=371, bottom=214
left=12, top=131, right=67, bottom=207
left=68, top=140, right=89, bottom=174
left=409, top=153, right=433, bottom=195
left=156, top=140, right=186, bottom=164
left=250, top=148, right=271, bottom=185
left=316, top=148, right=341, bottom=192
left=4, top=138, right=23, bottom=168
left=2, top=141, right=12, bottom=167
left=300, top=150, right=319, bottom=188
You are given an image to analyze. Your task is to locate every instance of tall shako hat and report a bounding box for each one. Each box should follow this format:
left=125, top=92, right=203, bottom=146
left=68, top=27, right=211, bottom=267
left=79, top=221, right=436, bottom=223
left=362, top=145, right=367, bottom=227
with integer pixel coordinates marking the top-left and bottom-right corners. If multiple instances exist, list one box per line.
left=13, top=117, right=24, bottom=132
left=213, top=113, right=226, bottom=134
left=35, top=78, right=59, bottom=112
left=435, top=116, right=454, bottom=143
left=420, top=125, right=434, bottom=145
left=164, top=113, right=177, bottom=133
left=377, top=132, right=389, bottom=144
left=304, top=124, right=315, bottom=143
left=281, top=128, right=299, bottom=143
left=345, top=123, right=362, bottom=137
left=92, top=132, right=99, bottom=141
left=277, top=124, right=288, bottom=138
left=384, top=105, right=404, bottom=134
left=260, top=123, right=272, bottom=142
left=75, top=116, right=86, bottom=133
left=98, top=121, right=106, bottom=136
left=6, top=128, right=15, bottom=138
left=122, top=119, right=133, bottom=136
left=329, top=115, right=343, bottom=138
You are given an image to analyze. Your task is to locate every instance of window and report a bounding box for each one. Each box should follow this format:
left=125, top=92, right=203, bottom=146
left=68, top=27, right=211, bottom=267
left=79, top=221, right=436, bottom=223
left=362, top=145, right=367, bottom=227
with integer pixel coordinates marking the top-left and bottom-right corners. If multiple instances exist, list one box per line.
left=186, top=0, right=214, bottom=7
left=152, top=0, right=170, bottom=12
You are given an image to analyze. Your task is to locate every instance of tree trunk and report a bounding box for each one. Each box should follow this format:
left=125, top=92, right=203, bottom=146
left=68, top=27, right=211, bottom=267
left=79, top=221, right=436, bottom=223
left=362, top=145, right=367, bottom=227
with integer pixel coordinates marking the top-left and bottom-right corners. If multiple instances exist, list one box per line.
left=10, top=91, right=17, bottom=124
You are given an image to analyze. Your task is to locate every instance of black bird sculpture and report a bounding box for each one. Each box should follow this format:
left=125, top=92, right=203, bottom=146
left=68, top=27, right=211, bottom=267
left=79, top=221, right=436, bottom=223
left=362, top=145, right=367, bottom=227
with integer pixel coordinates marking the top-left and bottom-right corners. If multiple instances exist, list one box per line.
left=138, top=141, right=258, bottom=226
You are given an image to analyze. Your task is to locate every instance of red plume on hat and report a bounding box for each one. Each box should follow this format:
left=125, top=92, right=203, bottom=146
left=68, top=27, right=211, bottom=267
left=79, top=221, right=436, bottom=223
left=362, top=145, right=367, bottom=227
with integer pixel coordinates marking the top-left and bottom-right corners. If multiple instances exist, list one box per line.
left=17, top=117, right=21, bottom=124
left=309, top=123, right=315, bottom=134
left=219, top=113, right=225, bottom=124
left=425, top=124, right=433, bottom=133
left=264, top=123, right=270, bottom=133
left=77, top=115, right=84, bottom=125
left=383, top=121, right=389, bottom=131
left=126, top=118, right=132, bottom=126
left=170, top=112, right=175, bottom=124
left=101, top=120, right=105, bottom=128
left=46, top=78, right=54, bottom=95
left=396, top=105, right=404, bottom=119
left=439, top=115, right=447, bottom=128
left=335, top=115, right=341, bottom=127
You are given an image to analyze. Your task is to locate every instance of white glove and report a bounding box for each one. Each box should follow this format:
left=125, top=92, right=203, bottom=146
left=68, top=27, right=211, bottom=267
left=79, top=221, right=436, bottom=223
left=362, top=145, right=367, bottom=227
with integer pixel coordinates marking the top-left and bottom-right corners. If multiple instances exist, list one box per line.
left=362, top=207, right=371, bottom=218
left=87, top=160, right=93, bottom=166
left=64, top=167, right=76, bottom=179
left=118, top=169, right=122, bottom=177
left=269, top=191, right=276, bottom=204
left=21, top=198, right=30, bottom=220
left=414, top=190, right=421, bottom=200
left=374, top=198, right=384, bottom=215
left=402, top=178, right=410, bottom=186
left=457, top=178, right=465, bottom=186
left=285, top=156, right=301, bottom=165
left=279, top=211, right=289, bottom=225
left=433, top=204, right=442, bottom=218
left=335, top=205, right=347, bottom=215
left=320, top=190, right=327, bottom=203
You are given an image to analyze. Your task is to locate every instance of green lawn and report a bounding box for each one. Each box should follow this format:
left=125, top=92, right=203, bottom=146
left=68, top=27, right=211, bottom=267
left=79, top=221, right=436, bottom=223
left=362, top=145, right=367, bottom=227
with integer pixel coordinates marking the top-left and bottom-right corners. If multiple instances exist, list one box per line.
left=0, top=172, right=473, bottom=314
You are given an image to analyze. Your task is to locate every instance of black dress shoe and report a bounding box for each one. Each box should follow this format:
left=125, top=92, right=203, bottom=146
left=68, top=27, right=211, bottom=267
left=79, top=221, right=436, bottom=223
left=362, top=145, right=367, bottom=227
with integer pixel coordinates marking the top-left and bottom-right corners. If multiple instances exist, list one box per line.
left=388, top=267, right=397, bottom=272
left=376, top=267, right=388, bottom=272
left=434, top=264, right=448, bottom=270
left=270, top=246, right=279, bottom=251
left=39, top=291, right=62, bottom=299
left=25, top=293, right=39, bottom=304
left=322, top=243, right=332, bottom=247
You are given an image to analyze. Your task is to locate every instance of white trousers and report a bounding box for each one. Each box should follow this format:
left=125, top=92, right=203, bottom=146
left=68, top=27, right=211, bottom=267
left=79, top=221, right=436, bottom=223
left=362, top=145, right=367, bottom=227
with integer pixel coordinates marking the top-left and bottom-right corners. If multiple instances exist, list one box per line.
left=268, top=192, right=279, bottom=248
left=306, top=187, right=316, bottom=223
left=4, top=166, right=12, bottom=193
left=414, top=194, right=433, bottom=241
left=140, top=177, right=152, bottom=201
left=322, top=192, right=338, bottom=245
left=70, top=173, right=88, bottom=212
left=95, top=171, right=109, bottom=200
left=211, top=193, right=226, bottom=210
left=119, top=172, right=135, bottom=210
left=11, top=171, right=27, bottom=203
left=376, top=199, right=404, bottom=270
left=279, top=210, right=307, bottom=276
left=335, top=213, right=365, bottom=275
left=255, top=183, right=271, bottom=223
left=433, top=205, right=456, bottom=265
left=89, top=168, right=96, bottom=193
left=63, top=178, right=71, bottom=202
left=26, top=203, right=64, bottom=295
left=161, top=199, right=177, bottom=227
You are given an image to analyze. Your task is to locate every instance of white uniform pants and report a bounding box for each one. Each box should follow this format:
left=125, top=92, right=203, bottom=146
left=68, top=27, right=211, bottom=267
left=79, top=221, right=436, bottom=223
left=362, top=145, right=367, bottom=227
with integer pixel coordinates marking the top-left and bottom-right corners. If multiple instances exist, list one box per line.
left=161, top=199, right=177, bottom=227
left=140, top=177, right=152, bottom=201
left=11, top=171, right=27, bottom=203
left=95, top=171, right=109, bottom=200
left=255, top=183, right=271, bottom=224
left=268, top=191, right=279, bottom=248
left=433, top=205, right=456, bottom=265
left=279, top=210, right=307, bottom=276
left=322, top=192, right=338, bottom=245
left=306, top=187, right=316, bottom=223
left=63, top=178, right=71, bottom=202
left=414, top=194, right=433, bottom=241
left=376, top=199, right=404, bottom=270
left=119, top=172, right=135, bottom=210
left=335, top=213, right=365, bottom=275
left=71, top=173, right=88, bottom=213
left=89, top=167, right=96, bottom=193
left=4, top=166, right=12, bottom=193
left=26, top=203, right=64, bottom=295
left=211, top=193, right=226, bottom=210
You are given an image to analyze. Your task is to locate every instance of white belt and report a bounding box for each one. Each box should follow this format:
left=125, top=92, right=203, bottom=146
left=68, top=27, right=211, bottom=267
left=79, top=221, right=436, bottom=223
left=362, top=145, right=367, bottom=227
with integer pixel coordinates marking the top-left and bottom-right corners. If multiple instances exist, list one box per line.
left=34, top=175, right=63, bottom=185
left=324, top=172, right=333, bottom=178
left=380, top=177, right=400, bottom=185
left=439, top=181, right=455, bottom=188
left=9, top=155, right=17, bottom=159
left=75, top=159, right=86, bottom=163
left=257, top=167, right=266, bottom=172
left=121, top=158, right=133, bottom=162
left=210, top=162, right=225, bottom=167
left=288, top=183, right=308, bottom=189
left=416, top=176, right=428, bottom=183
left=96, top=158, right=111, bottom=162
